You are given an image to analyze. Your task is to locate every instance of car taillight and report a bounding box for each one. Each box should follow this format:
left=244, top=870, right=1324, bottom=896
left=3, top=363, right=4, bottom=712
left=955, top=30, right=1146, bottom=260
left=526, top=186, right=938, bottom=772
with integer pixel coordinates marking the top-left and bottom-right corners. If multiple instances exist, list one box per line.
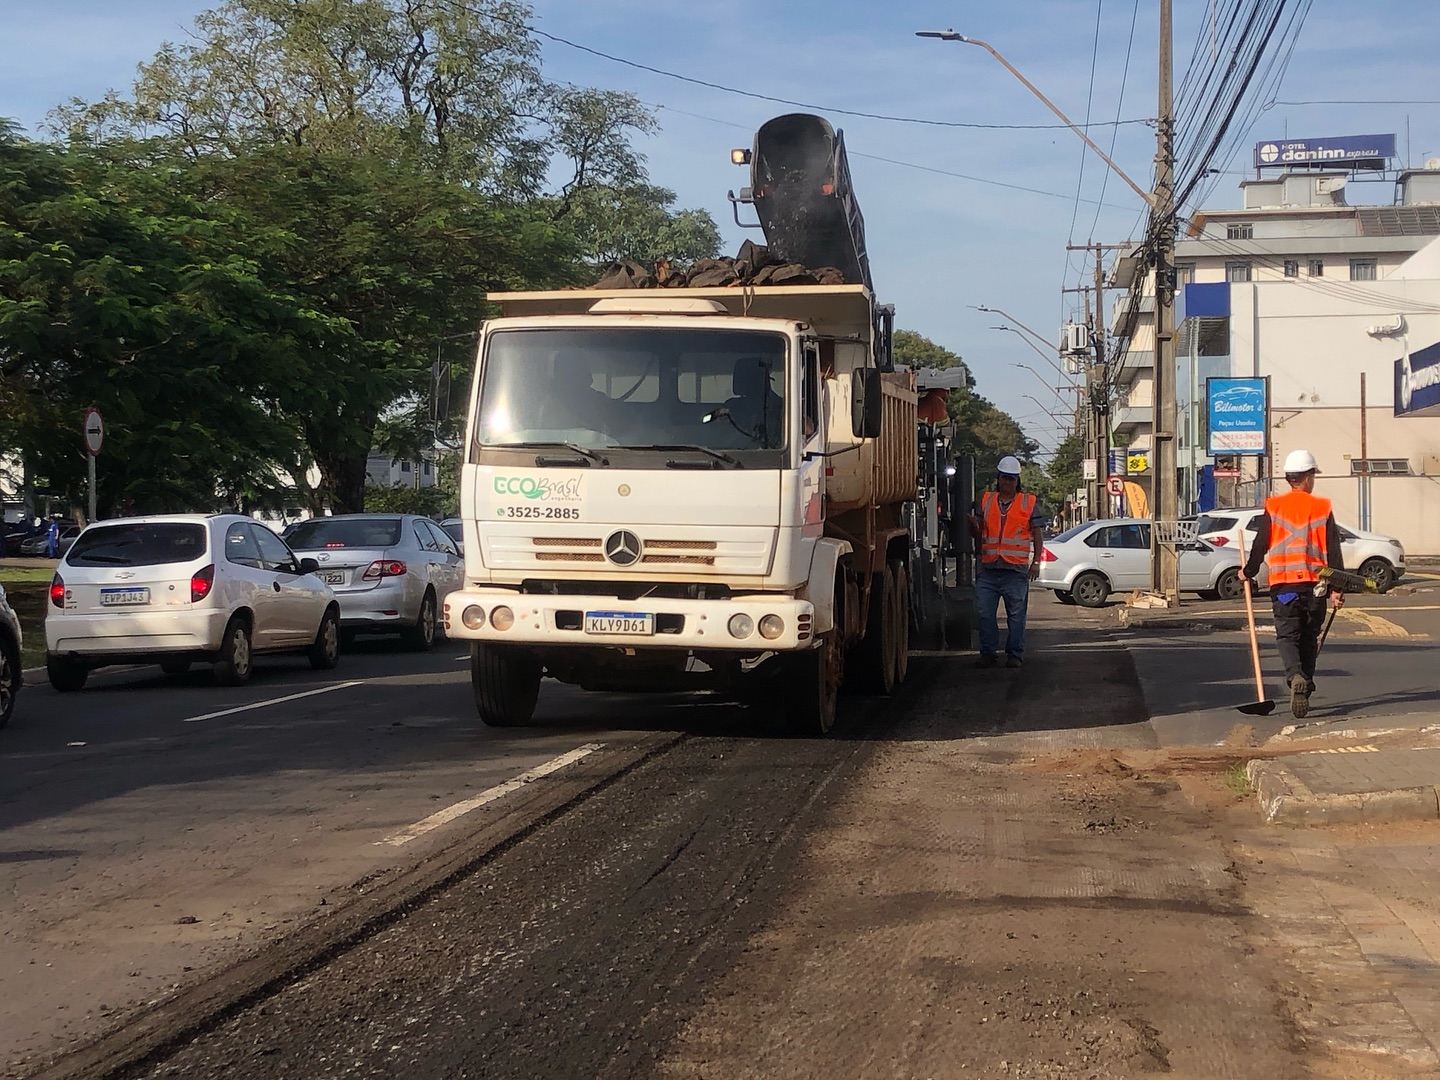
left=191, top=564, right=215, bottom=602
left=50, top=575, right=65, bottom=608
left=1210, top=536, right=1228, bottom=546
left=362, top=560, right=407, bottom=580
left=1040, top=548, right=1057, bottom=562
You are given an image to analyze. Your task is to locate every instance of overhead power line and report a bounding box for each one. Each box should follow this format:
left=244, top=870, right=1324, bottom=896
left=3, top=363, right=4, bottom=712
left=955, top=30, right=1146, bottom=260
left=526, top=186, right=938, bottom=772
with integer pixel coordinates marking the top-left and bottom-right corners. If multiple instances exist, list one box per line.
left=438, top=0, right=1155, bottom=133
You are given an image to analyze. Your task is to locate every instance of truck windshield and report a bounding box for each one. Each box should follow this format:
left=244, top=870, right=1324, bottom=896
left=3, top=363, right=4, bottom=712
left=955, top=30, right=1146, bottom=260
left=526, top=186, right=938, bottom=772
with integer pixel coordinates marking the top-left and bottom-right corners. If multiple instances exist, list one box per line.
left=475, top=328, right=788, bottom=458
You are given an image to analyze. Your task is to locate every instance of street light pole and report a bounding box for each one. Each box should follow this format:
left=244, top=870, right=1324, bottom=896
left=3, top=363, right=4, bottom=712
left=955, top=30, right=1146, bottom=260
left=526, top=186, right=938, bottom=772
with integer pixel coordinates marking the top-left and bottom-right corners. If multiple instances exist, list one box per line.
left=917, top=31, right=1156, bottom=208
left=989, top=325, right=1077, bottom=384
left=1014, top=365, right=1070, bottom=407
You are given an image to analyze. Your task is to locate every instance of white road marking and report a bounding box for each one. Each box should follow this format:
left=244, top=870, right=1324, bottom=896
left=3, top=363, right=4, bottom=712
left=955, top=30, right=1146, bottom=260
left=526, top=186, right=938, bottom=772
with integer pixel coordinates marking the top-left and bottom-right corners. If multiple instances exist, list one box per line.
left=378, top=743, right=606, bottom=847
left=181, top=681, right=365, bottom=723
left=1303, top=745, right=1380, bottom=755
left=1337, top=609, right=1415, bottom=639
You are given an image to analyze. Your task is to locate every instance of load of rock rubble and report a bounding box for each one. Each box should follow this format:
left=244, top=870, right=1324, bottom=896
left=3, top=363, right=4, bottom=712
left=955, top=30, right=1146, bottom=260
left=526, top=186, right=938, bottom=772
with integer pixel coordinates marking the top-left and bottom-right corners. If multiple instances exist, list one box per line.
left=593, top=239, right=848, bottom=290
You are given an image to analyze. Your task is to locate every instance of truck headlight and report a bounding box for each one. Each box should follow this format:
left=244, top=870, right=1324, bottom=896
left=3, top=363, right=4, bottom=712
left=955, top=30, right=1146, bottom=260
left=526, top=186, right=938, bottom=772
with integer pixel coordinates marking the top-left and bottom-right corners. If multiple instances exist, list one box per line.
left=490, top=605, right=515, bottom=631
left=461, top=605, right=486, bottom=630
left=727, top=613, right=754, bottom=639
left=758, top=614, right=785, bottom=640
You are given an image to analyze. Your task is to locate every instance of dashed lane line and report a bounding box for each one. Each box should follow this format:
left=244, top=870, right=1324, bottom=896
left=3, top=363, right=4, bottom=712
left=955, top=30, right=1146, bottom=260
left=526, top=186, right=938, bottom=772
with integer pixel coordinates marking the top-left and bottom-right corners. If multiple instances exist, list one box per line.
left=181, top=681, right=365, bottom=723
left=378, top=743, right=606, bottom=847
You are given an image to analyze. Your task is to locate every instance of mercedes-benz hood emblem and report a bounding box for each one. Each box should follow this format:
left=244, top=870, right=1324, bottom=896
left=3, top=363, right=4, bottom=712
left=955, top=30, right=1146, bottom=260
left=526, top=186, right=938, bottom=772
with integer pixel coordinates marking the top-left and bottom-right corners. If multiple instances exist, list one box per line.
left=604, top=529, right=643, bottom=566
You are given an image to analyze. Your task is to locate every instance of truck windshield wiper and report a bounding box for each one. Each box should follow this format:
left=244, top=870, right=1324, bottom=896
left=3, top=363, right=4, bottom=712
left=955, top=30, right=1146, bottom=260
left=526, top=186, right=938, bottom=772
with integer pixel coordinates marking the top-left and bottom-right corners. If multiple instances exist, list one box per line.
left=501, top=442, right=608, bottom=466
left=615, top=444, right=743, bottom=468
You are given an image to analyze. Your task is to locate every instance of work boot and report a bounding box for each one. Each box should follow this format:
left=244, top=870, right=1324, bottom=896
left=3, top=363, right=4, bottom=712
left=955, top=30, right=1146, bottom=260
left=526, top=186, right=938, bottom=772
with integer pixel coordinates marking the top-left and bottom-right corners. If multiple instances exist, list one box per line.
left=1005, top=654, right=1023, bottom=669
left=1289, top=673, right=1310, bottom=719
left=976, top=654, right=998, bottom=669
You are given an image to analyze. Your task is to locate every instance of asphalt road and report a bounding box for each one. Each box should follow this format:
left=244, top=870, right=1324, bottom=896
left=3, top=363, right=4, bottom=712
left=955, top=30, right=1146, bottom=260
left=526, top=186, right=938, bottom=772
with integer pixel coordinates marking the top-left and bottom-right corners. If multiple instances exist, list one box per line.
left=5, top=581, right=1439, bottom=1078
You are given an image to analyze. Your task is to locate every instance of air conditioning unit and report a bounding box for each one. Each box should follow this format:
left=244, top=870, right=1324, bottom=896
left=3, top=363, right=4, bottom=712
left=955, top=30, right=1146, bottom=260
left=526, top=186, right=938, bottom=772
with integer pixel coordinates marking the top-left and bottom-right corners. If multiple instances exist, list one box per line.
left=1060, top=322, right=1090, bottom=356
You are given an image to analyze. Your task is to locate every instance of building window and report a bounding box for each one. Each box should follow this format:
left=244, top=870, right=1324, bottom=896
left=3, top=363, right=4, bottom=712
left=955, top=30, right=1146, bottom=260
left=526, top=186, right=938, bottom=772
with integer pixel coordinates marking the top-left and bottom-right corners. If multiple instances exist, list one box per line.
left=1225, top=261, right=1252, bottom=283
left=1176, top=263, right=1196, bottom=286
left=1350, top=258, right=1378, bottom=281
left=1307, top=259, right=1324, bottom=277
left=1226, top=223, right=1254, bottom=240
left=1283, top=259, right=1299, bottom=278
left=400, top=460, right=412, bottom=473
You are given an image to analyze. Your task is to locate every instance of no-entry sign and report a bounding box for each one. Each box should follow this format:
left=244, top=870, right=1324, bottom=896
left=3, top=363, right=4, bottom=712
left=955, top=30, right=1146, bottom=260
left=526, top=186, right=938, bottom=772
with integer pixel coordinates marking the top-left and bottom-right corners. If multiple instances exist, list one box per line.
left=1106, top=475, right=1125, bottom=497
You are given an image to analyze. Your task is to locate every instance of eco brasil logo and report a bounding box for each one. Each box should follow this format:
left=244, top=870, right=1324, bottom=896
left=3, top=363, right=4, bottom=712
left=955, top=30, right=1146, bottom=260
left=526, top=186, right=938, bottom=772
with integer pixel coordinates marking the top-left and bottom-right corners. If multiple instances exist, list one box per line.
left=493, top=475, right=583, bottom=501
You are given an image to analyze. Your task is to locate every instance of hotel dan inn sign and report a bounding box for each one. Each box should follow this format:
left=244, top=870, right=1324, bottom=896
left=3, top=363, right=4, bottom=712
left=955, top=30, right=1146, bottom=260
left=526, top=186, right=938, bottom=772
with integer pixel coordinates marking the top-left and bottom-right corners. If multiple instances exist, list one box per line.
left=1396, top=341, right=1440, bottom=419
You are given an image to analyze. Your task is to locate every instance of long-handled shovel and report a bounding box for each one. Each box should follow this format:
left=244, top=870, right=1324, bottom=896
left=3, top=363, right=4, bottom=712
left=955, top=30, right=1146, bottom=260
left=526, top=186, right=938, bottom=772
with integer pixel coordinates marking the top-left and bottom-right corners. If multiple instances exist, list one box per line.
left=1316, top=605, right=1338, bottom=657
left=1236, top=529, right=1275, bottom=716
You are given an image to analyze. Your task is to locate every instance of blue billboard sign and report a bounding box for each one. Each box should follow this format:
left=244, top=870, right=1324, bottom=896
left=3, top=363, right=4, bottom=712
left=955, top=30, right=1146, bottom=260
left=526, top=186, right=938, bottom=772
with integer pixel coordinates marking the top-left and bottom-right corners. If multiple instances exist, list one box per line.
left=1206, top=377, right=1266, bottom=455
left=1395, top=341, right=1440, bottom=418
left=1253, top=134, right=1396, bottom=170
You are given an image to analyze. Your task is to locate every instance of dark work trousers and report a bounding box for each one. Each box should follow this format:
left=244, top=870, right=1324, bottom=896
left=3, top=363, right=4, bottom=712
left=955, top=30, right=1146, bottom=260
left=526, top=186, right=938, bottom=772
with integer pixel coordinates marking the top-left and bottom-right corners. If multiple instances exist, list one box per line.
left=1272, top=589, right=1328, bottom=684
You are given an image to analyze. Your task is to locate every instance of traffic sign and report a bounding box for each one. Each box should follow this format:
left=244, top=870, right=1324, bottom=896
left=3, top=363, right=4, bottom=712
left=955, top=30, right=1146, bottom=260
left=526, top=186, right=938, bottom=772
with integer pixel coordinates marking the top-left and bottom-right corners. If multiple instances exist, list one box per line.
left=83, top=408, right=104, bottom=457
left=1106, top=475, right=1125, bottom=497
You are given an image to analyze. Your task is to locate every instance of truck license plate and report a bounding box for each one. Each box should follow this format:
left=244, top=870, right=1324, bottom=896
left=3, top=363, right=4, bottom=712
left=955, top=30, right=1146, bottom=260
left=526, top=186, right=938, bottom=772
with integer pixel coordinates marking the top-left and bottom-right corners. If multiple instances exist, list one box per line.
left=583, top=611, right=655, bottom=636
left=100, top=587, right=151, bottom=606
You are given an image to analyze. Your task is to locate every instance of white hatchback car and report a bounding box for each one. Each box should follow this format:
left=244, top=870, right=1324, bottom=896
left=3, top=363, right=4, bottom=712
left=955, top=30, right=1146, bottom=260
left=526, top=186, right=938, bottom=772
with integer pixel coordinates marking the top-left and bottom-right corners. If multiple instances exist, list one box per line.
left=1036, top=518, right=1244, bottom=607
left=46, top=515, right=341, bottom=690
left=1195, top=507, right=1407, bottom=592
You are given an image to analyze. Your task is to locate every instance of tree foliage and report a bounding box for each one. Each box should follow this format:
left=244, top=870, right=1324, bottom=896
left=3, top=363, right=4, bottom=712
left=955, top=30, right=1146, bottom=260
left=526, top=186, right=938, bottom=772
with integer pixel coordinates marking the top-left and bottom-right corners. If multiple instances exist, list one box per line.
left=6, top=0, right=721, bottom=515
left=893, top=329, right=1038, bottom=491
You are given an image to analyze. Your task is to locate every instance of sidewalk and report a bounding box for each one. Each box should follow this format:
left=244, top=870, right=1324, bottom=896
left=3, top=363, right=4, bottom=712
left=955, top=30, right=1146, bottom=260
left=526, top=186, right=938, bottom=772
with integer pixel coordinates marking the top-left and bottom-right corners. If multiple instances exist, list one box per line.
left=1247, top=712, right=1440, bottom=825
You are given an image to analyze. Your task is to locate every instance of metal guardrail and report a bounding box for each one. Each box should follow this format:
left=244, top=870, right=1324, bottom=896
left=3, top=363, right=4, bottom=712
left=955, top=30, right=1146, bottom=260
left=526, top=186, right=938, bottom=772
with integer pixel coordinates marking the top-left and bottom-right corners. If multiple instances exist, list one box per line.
left=1153, top=520, right=1199, bottom=545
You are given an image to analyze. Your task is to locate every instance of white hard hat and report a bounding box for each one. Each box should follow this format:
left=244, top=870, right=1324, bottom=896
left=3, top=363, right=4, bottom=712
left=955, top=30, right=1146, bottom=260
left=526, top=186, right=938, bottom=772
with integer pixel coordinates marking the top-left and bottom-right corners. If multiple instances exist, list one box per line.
left=1282, top=449, right=1319, bottom=474
left=997, top=455, right=1023, bottom=476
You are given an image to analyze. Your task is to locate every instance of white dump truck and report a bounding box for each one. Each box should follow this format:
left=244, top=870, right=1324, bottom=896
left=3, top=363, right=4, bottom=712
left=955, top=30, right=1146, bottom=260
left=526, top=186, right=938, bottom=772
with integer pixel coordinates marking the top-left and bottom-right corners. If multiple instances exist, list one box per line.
left=443, top=114, right=959, bottom=734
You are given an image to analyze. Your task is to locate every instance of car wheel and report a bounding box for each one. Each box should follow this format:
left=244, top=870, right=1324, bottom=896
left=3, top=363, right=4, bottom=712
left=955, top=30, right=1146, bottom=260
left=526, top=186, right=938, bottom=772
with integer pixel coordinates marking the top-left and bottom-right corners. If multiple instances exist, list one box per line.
left=1055, top=591, right=1078, bottom=605
left=402, top=589, right=437, bottom=651
left=1215, top=567, right=1245, bottom=601
left=213, top=616, right=254, bottom=686
left=1358, top=557, right=1395, bottom=594
left=46, top=655, right=88, bottom=693
left=471, top=642, right=542, bottom=726
left=0, top=636, right=19, bottom=727
left=160, top=658, right=192, bottom=676
left=308, top=606, right=341, bottom=670
left=1071, top=571, right=1110, bottom=608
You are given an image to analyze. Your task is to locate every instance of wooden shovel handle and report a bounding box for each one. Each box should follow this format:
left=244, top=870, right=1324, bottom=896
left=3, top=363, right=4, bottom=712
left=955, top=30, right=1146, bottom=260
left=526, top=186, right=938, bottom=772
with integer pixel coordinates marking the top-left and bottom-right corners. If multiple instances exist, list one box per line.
left=1239, top=528, right=1266, bottom=699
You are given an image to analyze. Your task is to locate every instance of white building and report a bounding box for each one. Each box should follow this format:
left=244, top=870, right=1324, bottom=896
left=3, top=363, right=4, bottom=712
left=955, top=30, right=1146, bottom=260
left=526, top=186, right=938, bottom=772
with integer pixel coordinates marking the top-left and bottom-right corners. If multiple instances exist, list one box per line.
left=1108, top=165, right=1440, bottom=554
left=365, top=452, right=437, bottom=489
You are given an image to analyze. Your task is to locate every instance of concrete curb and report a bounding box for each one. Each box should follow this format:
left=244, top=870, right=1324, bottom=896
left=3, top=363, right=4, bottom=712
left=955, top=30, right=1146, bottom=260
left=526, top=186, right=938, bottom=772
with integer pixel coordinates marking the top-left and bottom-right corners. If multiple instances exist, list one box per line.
left=1246, top=758, right=1440, bottom=826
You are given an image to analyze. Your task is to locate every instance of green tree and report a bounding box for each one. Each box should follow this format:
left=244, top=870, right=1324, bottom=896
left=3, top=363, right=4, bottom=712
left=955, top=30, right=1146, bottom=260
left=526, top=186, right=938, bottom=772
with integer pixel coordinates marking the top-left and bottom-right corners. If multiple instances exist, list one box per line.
left=893, top=329, right=1037, bottom=490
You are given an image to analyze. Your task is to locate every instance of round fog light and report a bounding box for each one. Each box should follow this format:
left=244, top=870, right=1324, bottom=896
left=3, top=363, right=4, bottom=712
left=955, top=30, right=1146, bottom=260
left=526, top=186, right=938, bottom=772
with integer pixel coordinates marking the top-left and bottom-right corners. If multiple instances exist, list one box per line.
left=727, top=613, right=755, bottom=639
left=490, top=605, right=515, bottom=631
left=461, top=605, right=486, bottom=630
left=758, top=614, right=785, bottom=640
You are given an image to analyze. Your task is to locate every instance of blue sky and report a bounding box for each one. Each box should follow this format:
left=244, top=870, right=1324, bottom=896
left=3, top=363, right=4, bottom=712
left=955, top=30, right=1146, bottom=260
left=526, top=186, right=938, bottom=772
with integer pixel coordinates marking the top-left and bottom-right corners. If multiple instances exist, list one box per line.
left=5, top=0, right=1438, bottom=456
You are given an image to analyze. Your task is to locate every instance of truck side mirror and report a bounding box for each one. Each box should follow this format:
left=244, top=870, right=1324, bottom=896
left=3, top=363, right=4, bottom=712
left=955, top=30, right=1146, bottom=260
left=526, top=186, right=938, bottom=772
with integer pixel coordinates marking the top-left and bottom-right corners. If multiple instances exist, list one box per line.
left=852, top=369, right=884, bottom=439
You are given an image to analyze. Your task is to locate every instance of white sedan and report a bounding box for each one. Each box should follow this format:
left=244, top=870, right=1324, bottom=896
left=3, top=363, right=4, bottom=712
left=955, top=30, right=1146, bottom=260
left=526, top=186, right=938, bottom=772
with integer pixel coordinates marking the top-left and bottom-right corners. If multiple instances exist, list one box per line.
left=46, top=514, right=341, bottom=690
left=1195, top=507, right=1406, bottom=592
left=1036, top=518, right=1244, bottom=607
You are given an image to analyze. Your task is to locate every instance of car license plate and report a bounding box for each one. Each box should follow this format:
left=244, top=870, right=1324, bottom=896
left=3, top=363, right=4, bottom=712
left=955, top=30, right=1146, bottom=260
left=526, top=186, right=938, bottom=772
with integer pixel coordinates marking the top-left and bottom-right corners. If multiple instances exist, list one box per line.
left=100, top=587, right=151, bottom=606
left=583, top=611, right=655, bottom=635
left=320, top=570, right=347, bottom=586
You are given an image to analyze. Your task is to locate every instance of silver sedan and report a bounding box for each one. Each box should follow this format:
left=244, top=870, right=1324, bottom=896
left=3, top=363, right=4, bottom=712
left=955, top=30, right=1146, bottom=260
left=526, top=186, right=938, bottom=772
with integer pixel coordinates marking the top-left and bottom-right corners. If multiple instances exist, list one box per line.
left=282, top=515, right=464, bottom=649
left=1036, top=518, right=1244, bottom=607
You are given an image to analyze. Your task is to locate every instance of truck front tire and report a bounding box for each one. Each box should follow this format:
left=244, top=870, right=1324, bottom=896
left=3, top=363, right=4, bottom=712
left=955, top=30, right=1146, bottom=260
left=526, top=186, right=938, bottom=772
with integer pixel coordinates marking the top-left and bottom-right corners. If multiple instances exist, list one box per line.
left=471, top=642, right=542, bottom=727
left=784, top=631, right=842, bottom=736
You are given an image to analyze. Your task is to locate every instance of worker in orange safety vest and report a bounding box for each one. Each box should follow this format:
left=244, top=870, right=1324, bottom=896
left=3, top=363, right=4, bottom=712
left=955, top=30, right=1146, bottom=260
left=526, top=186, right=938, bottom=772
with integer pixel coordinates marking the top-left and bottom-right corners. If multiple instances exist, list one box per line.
left=966, top=455, right=1046, bottom=669
left=1241, top=449, right=1345, bottom=719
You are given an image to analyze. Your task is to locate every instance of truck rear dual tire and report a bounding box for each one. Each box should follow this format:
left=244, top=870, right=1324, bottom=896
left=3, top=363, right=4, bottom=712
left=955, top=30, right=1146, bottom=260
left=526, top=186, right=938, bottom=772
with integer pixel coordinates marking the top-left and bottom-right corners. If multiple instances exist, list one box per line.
left=848, top=562, right=909, bottom=695
left=471, top=642, right=542, bottom=727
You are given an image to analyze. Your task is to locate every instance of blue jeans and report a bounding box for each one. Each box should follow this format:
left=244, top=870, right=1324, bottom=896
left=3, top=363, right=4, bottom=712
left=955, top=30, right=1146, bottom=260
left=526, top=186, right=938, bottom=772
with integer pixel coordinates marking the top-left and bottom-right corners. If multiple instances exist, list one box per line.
left=975, top=565, right=1030, bottom=659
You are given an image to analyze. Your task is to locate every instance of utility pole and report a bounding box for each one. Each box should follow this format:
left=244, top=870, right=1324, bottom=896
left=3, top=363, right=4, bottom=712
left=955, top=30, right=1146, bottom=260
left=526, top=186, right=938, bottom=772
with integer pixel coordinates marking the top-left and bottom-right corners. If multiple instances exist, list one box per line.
left=1092, top=244, right=1109, bottom=521
left=1151, top=0, right=1179, bottom=602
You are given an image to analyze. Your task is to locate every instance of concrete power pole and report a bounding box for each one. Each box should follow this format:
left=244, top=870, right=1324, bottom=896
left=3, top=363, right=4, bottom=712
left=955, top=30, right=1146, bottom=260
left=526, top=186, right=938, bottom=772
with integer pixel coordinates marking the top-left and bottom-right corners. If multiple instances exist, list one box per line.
left=1151, top=0, right=1179, bottom=601
left=1092, top=244, right=1109, bottom=519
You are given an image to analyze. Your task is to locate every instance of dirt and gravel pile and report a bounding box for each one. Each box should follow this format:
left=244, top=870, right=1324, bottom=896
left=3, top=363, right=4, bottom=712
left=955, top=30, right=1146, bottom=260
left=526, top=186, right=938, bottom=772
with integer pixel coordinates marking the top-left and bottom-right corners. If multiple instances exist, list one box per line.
left=592, top=239, right=848, bottom=290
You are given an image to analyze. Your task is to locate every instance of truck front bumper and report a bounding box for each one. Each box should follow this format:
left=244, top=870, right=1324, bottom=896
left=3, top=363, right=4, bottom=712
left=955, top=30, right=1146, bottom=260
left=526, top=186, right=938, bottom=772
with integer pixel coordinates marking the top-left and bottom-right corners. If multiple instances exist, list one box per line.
left=443, top=589, right=815, bottom=652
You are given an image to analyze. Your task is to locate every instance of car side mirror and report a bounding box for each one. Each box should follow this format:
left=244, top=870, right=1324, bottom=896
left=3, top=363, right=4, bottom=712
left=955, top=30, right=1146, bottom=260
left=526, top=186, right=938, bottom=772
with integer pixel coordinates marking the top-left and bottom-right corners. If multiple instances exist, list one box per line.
left=299, top=557, right=320, bottom=575
left=851, top=369, right=884, bottom=439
